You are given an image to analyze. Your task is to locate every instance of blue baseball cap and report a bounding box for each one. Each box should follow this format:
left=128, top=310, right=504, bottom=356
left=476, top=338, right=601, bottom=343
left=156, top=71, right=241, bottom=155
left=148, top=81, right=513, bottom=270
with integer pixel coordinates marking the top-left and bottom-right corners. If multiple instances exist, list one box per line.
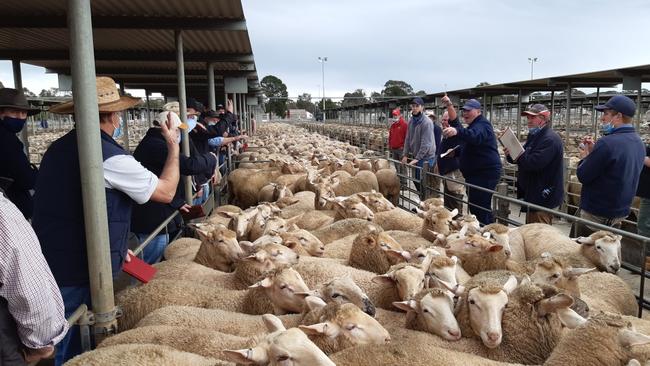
left=595, top=95, right=636, bottom=117
left=410, top=97, right=424, bottom=106
left=461, top=99, right=481, bottom=111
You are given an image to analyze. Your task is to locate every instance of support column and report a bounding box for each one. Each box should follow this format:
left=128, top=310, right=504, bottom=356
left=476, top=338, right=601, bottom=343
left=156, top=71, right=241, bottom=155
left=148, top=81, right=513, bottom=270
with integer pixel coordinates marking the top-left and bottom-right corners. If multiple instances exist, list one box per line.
left=593, top=87, right=600, bottom=139
left=12, top=60, right=30, bottom=157
left=176, top=29, right=192, bottom=204
left=550, top=91, right=555, bottom=128
left=118, top=82, right=130, bottom=151
left=145, top=90, right=151, bottom=126
left=637, top=87, right=643, bottom=130
left=516, top=89, right=522, bottom=139
left=207, top=62, right=216, bottom=111
left=565, top=83, right=572, bottom=147
left=68, top=0, right=117, bottom=335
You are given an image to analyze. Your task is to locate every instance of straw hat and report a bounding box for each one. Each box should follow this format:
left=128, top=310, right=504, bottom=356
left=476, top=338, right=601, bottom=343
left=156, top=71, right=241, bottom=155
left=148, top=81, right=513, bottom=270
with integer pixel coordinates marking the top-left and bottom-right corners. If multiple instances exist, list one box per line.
left=49, top=76, right=142, bottom=114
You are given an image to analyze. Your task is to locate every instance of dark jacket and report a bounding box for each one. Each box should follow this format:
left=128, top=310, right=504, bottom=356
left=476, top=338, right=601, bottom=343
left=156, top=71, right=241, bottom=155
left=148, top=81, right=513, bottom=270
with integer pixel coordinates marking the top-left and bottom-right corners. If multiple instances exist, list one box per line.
left=131, top=127, right=217, bottom=234
left=506, top=126, right=564, bottom=209
left=448, top=115, right=501, bottom=178
left=577, top=125, right=645, bottom=218
left=437, top=137, right=462, bottom=175
left=33, top=130, right=133, bottom=286
left=0, top=124, right=37, bottom=219
left=433, top=122, right=442, bottom=157
left=190, top=123, right=219, bottom=156
left=637, top=144, right=650, bottom=199
left=0, top=297, right=25, bottom=366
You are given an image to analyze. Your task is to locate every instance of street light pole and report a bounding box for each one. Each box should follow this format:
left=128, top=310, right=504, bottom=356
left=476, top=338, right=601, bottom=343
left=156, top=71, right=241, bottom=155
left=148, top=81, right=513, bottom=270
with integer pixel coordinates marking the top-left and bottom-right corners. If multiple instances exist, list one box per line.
left=528, top=57, right=538, bottom=80
left=318, top=56, right=327, bottom=116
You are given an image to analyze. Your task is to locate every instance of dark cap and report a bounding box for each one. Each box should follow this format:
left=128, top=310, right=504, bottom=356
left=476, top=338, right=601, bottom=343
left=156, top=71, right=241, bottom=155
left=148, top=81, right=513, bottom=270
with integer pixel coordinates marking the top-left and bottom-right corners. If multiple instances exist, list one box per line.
left=186, top=98, right=204, bottom=114
left=521, top=103, right=550, bottom=117
left=410, top=97, right=424, bottom=106
left=204, top=109, right=220, bottom=119
left=461, top=99, right=481, bottom=111
left=595, top=95, right=636, bottom=117
left=216, top=103, right=225, bottom=110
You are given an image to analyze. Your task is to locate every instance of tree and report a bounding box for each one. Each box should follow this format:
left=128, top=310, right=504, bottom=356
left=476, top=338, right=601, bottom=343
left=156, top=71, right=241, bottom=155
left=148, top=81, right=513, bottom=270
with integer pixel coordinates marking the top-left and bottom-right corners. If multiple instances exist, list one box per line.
left=261, top=75, right=288, bottom=118
left=369, top=91, right=381, bottom=102
left=475, top=82, right=490, bottom=87
left=296, top=93, right=316, bottom=113
left=415, top=90, right=427, bottom=96
left=39, top=87, right=59, bottom=97
left=342, top=89, right=367, bottom=107
left=381, top=80, right=413, bottom=97
left=323, top=98, right=338, bottom=110
left=22, top=87, right=36, bottom=97
left=0, top=81, right=4, bottom=88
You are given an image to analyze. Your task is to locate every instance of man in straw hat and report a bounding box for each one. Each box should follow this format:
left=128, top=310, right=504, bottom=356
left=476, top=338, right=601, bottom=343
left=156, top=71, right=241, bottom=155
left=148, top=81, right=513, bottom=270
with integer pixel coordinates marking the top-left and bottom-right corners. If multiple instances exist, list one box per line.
left=0, top=88, right=40, bottom=219
left=31, top=76, right=181, bottom=364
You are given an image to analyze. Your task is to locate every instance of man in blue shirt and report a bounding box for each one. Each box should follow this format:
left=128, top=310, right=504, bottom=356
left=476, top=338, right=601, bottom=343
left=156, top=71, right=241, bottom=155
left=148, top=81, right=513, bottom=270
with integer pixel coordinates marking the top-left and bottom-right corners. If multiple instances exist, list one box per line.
left=442, top=96, right=502, bottom=225
left=401, top=97, right=436, bottom=200
left=571, top=95, right=645, bottom=238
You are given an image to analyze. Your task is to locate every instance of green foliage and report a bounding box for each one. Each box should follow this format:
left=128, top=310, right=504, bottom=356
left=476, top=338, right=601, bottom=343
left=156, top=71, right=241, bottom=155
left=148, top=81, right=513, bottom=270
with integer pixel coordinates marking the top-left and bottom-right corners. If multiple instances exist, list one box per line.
left=261, top=75, right=289, bottom=118
left=342, top=89, right=367, bottom=107
left=22, top=87, right=36, bottom=97
left=382, top=80, right=413, bottom=97
left=415, top=90, right=427, bottom=96
left=296, top=93, right=317, bottom=113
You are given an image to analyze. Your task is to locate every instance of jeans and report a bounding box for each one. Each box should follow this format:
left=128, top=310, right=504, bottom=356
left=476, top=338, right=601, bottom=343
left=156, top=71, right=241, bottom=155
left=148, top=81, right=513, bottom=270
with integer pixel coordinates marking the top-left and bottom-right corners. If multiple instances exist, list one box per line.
left=135, top=232, right=169, bottom=264
left=465, top=173, right=500, bottom=225
left=55, top=286, right=92, bottom=366
left=413, top=158, right=436, bottom=200
left=193, top=183, right=210, bottom=206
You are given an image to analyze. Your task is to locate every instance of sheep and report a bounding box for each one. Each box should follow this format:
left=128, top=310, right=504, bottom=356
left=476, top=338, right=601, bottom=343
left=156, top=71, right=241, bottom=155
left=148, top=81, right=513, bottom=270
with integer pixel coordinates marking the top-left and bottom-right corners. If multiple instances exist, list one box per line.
left=509, top=223, right=622, bottom=273
left=297, top=297, right=391, bottom=355
left=190, top=222, right=243, bottom=272
left=152, top=242, right=299, bottom=289
left=446, top=234, right=511, bottom=276
left=163, top=237, right=201, bottom=261
left=293, top=209, right=336, bottom=230
left=327, top=195, right=375, bottom=221
left=481, top=223, right=512, bottom=258
left=279, top=229, right=325, bottom=257
left=348, top=227, right=411, bottom=274
left=419, top=206, right=458, bottom=242
left=258, top=183, right=292, bottom=203
left=578, top=272, right=638, bottom=316
left=371, top=158, right=392, bottom=172
left=98, top=326, right=248, bottom=362
left=384, top=230, right=434, bottom=251
left=545, top=312, right=650, bottom=366
left=277, top=191, right=316, bottom=218
left=228, top=168, right=284, bottom=208
left=330, top=170, right=379, bottom=196
left=117, top=267, right=309, bottom=330
left=392, top=288, right=461, bottom=341
left=65, top=343, right=224, bottom=366
left=311, top=218, right=383, bottom=244
left=452, top=214, right=481, bottom=233
left=355, top=190, right=395, bottom=212
left=420, top=197, right=445, bottom=211
left=374, top=168, right=400, bottom=205
left=372, top=207, right=424, bottom=232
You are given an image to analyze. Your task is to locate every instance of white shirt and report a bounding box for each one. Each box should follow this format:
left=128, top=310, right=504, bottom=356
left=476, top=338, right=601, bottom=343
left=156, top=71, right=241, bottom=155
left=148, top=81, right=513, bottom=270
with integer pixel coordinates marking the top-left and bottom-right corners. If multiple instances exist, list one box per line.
left=103, top=155, right=159, bottom=204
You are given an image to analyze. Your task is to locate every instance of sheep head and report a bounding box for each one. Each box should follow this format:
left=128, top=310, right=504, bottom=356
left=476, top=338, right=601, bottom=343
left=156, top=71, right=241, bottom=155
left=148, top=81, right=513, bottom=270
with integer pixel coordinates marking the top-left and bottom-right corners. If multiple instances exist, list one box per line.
left=480, top=223, right=512, bottom=257
left=356, top=191, right=394, bottom=212
left=420, top=206, right=458, bottom=240
left=419, top=197, right=444, bottom=211
left=219, top=207, right=259, bottom=240
left=573, top=231, right=622, bottom=273
left=249, top=267, right=310, bottom=314
left=280, top=229, right=325, bottom=257
left=373, top=263, right=427, bottom=301
left=349, top=228, right=411, bottom=274
left=299, top=301, right=390, bottom=347
left=529, top=252, right=596, bottom=298
left=393, top=288, right=461, bottom=341
left=329, top=196, right=374, bottom=221
left=224, top=325, right=335, bottom=366
left=192, top=222, right=243, bottom=272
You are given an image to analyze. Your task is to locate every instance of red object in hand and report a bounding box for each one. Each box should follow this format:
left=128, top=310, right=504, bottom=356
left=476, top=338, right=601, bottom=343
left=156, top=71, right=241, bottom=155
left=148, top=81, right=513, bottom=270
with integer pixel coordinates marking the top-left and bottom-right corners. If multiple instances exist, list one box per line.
left=243, top=143, right=248, bottom=151
left=122, top=255, right=157, bottom=283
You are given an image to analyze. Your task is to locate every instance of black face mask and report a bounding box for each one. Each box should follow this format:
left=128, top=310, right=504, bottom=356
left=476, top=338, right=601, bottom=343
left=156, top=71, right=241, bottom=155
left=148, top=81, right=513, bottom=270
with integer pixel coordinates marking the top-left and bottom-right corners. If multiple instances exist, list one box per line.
left=2, top=116, right=27, bottom=133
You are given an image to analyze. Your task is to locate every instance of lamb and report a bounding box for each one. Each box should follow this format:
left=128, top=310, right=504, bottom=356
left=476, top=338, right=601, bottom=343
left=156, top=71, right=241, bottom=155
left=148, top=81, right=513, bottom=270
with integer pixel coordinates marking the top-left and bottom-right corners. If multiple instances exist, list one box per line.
left=481, top=223, right=512, bottom=257
left=392, top=288, right=461, bottom=341
left=258, top=182, right=293, bottom=203
left=311, top=218, right=382, bottom=244
left=189, top=222, right=243, bottom=271
left=330, top=170, right=379, bottom=196
left=279, top=229, right=325, bottom=256
left=446, top=234, right=511, bottom=276
left=65, top=343, right=224, bottom=366
left=163, top=237, right=201, bottom=261
left=293, top=209, right=336, bottom=231
left=348, top=227, right=411, bottom=274
left=152, top=242, right=299, bottom=289
left=372, top=207, right=424, bottom=232
left=117, top=267, right=309, bottom=330
left=384, top=230, right=434, bottom=252
left=355, top=190, right=395, bottom=212
left=228, top=168, right=284, bottom=208
left=278, top=191, right=316, bottom=218
left=578, top=271, right=638, bottom=316
left=419, top=206, right=458, bottom=242
left=420, top=197, right=445, bottom=211
left=508, top=223, right=622, bottom=273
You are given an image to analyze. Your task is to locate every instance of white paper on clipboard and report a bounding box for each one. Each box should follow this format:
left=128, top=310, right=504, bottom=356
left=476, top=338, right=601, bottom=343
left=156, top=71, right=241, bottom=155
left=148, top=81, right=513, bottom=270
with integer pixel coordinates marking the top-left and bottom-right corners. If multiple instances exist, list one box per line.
left=498, top=127, right=525, bottom=161
left=440, top=145, right=459, bottom=158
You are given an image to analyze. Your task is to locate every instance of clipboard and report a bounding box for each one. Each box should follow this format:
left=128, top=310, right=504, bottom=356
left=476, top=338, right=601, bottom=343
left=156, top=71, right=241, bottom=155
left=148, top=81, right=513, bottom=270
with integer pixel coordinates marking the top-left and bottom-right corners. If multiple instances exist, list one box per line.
left=498, top=128, right=525, bottom=161
left=122, top=255, right=157, bottom=283
left=440, top=145, right=460, bottom=158
left=181, top=205, right=206, bottom=221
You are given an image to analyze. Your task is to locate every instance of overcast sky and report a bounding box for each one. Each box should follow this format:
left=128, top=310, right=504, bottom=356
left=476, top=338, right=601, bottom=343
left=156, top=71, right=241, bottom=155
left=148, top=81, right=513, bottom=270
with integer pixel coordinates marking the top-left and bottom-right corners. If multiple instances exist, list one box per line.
left=2, top=0, right=649, bottom=100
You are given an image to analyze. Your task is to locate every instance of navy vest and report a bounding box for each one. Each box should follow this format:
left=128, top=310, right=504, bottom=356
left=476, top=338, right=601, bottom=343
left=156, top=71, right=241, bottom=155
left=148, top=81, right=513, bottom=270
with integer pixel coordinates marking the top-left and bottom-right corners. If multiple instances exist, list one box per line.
left=32, top=130, right=133, bottom=287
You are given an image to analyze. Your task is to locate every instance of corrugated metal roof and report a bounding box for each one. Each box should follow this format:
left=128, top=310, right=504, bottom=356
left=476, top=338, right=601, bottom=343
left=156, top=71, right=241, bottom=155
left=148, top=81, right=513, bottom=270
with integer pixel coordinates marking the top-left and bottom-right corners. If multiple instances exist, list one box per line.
left=0, top=0, right=259, bottom=96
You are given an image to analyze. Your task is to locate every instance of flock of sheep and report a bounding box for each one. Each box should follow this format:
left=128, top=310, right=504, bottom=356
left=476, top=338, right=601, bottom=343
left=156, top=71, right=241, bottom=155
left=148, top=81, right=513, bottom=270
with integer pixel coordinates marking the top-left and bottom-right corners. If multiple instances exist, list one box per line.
left=67, top=123, right=650, bottom=366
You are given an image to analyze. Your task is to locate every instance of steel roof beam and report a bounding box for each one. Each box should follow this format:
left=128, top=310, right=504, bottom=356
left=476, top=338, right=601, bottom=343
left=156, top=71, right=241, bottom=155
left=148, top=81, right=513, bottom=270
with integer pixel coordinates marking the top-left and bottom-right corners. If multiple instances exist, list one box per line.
left=0, top=49, right=253, bottom=62
left=0, top=16, right=247, bottom=31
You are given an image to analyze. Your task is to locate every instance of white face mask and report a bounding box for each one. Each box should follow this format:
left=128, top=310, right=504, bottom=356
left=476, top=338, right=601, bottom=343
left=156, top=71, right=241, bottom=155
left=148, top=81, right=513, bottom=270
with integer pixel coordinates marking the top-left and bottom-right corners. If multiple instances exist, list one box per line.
left=112, top=116, right=123, bottom=139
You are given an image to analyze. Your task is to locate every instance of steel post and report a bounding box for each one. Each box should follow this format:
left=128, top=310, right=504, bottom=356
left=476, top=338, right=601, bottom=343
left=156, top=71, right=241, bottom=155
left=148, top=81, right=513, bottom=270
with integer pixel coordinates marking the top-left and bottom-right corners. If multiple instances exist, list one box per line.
left=565, top=83, right=572, bottom=147
left=145, top=90, right=151, bottom=126
left=175, top=30, right=192, bottom=204
left=207, top=62, right=216, bottom=111
left=68, top=0, right=117, bottom=335
left=12, top=60, right=30, bottom=158
left=593, top=87, right=600, bottom=139
left=637, top=87, right=643, bottom=130
left=118, top=82, right=130, bottom=151
left=516, top=89, right=522, bottom=139
left=550, top=91, right=555, bottom=128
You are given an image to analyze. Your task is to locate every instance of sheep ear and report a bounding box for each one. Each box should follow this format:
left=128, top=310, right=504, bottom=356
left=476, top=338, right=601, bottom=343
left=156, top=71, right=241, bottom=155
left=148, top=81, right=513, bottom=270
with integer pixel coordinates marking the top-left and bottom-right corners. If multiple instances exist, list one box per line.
left=223, top=347, right=268, bottom=364
left=487, top=244, right=503, bottom=252
left=218, top=211, right=239, bottom=219
left=386, top=249, right=411, bottom=261
left=249, top=277, right=274, bottom=289
left=262, top=314, right=286, bottom=332
left=304, top=295, right=327, bottom=311
left=503, top=275, right=518, bottom=294
left=283, top=239, right=299, bottom=250
left=563, top=267, right=597, bottom=279
left=572, top=236, right=594, bottom=245
left=372, top=274, right=395, bottom=285
left=459, top=225, right=468, bottom=238
left=449, top=208, right=459, bottom=217
left=299, top=322, right=340, bottom=338
left=619, top=328, right=650, bottom=348
left=537, top=294, right=574, bottom=316
left=392, top=300, right=417, bottom=312
left=238, top=241, right=256, bottom=255
left=416, top=208, right=427, bottom=218
left=295, top=290, right=321, bottom=299
left=433, top=277, right=465, bottom=296
left=194, top=227, right=212, bottom=241
left=626, top=360, right=642, bottom=366
left=556, top=308, right=587, bottom=329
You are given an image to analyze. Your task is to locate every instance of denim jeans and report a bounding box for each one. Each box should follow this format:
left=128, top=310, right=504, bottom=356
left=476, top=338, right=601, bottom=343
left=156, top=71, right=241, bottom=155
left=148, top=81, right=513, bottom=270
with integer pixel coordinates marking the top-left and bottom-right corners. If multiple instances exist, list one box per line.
left=193, top=183, right=210, bottom=206
left=55, top=286, right=92, bottom=366
left=413, top=158, right=436, bottom=200
left=135, top=233, right=170, bottom=264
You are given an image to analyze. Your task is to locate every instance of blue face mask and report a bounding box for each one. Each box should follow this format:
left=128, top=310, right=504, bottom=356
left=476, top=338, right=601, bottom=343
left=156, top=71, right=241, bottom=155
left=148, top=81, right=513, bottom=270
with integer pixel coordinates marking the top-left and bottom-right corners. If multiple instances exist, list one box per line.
left=601, top=123, right=614, bottom=135
left=112, top=116, right=123, bottom=139
left=528, top=127, right=541, bottom=135
left=2, top=116, right=27, bottom=133
left=187, top=116, right=198, bottom=131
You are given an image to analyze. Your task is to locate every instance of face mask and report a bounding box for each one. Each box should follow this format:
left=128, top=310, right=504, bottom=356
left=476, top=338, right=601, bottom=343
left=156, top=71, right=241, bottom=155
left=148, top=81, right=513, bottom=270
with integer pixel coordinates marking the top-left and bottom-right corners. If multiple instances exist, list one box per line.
left=112, top=116, right=123, bottom=139
left=601, top=123, right=614, bottom=135
left=528, top=127, right=541, bottom=135
left=187, top=116, right=198, bottom=131
left=2, top=116, right=27, bottom=133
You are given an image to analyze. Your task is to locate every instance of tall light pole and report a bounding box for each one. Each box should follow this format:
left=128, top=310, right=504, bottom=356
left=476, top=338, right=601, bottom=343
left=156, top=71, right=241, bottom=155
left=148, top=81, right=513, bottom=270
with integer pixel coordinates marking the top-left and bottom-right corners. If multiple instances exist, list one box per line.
left=528, top=57, right=538, bottom=80
left=318, top=56, right=327, bottom=115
